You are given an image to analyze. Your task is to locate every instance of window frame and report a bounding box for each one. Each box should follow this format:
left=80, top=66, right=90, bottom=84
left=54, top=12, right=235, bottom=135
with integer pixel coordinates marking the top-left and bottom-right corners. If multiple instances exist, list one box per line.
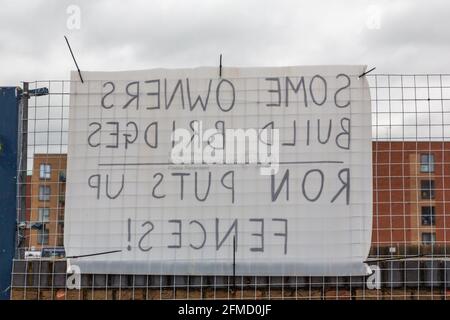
left=421, top=232, right=436, bottom=245
left=421, top=206, right=435, bottom=226
left=38, top=226, right=49, bottom=245
left=420, top=180, right=435, bottom=200
left=38, top=207, right=50, bottom=223
left=39, top=163, right=52, bottom=179
left=420, top=153, right=435, bottom=173
left=38, top=185, right=51, bottom=201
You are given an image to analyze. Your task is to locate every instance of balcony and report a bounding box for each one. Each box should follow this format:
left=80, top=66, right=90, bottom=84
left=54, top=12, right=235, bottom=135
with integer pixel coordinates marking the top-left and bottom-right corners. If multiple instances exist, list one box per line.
left=58, top=194, right=65, bottom=205
left=59, top=171, right=66, bottom=182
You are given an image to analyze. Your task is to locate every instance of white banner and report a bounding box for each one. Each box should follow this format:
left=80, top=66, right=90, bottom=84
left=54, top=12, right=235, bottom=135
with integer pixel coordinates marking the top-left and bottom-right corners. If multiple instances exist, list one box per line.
left=65, top=65, right=372, bottom=276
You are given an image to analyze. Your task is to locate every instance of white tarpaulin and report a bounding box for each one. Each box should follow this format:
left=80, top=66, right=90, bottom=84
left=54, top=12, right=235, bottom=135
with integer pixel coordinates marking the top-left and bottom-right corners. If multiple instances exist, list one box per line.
left=65, top=65, right=372, bottom=276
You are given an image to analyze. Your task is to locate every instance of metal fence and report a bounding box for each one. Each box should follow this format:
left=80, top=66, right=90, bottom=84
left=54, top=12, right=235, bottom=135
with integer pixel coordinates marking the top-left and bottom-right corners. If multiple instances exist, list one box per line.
left=10, top=74, right=450, bottom=300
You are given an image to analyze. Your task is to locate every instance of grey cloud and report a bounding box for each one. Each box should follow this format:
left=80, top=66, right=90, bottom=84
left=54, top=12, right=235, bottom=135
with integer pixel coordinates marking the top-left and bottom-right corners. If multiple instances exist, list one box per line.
left=1, top=0, right=450, bottom=86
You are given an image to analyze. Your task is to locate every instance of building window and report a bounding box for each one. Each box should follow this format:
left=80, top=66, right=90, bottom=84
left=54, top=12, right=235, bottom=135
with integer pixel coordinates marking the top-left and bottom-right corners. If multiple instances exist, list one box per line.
left=422, top=232, right=436, bottom=245
left=38, top=208, right=50, bottom=223
left=38, top=226, right=49, bottom=245
left=421, top=206, right=435, bottom=226
left=420, top=154, right=435, bottom=173
left=420, top=180, right=435, bottom=199
left=39, top=185, right=51, bottom=201
left=40, top=164, right=51, bottom=179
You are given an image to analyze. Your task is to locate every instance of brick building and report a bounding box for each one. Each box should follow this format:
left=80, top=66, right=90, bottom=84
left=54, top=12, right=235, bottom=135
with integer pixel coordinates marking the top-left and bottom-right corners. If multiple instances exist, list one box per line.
left=372, top=141, right=450, bottom=250
left=28, top=154, right=66, bottom=250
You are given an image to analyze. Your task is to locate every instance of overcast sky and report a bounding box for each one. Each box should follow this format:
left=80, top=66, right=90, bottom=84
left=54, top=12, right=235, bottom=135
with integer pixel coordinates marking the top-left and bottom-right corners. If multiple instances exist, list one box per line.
left=0, top=0, right=449, bottom=86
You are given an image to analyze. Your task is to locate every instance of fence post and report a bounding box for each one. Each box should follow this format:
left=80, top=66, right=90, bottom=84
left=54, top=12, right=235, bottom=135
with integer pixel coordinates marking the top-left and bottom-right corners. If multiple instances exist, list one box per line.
left=0, top=86, right=20, bottom=300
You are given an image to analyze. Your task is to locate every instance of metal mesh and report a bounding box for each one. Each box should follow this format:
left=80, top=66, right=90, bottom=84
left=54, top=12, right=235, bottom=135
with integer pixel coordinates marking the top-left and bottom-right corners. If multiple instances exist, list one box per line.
left=10, top=74, right=450, bottom=300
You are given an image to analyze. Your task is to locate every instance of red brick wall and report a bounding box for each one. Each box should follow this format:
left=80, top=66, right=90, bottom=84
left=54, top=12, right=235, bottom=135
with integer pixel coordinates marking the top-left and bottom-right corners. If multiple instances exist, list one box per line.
left=372, top=141, right=450, bottom=247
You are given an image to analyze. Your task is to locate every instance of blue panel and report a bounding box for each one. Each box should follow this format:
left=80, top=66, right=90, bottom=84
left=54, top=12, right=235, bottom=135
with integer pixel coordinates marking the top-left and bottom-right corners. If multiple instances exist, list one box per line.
left=0, top=87, right=19, bottom=300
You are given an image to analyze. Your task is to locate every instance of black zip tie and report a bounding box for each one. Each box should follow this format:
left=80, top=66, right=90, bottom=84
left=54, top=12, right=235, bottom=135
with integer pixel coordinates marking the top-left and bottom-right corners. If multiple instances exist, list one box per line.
left=66, top=249, right=122, bottom=259
left=219, top=54, right=222, bottom=78
left=358, top=67, right=376, bottom=78
left=64, top=35, right=84, bottom=83
left=364, top=253, right=426, bottom=264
